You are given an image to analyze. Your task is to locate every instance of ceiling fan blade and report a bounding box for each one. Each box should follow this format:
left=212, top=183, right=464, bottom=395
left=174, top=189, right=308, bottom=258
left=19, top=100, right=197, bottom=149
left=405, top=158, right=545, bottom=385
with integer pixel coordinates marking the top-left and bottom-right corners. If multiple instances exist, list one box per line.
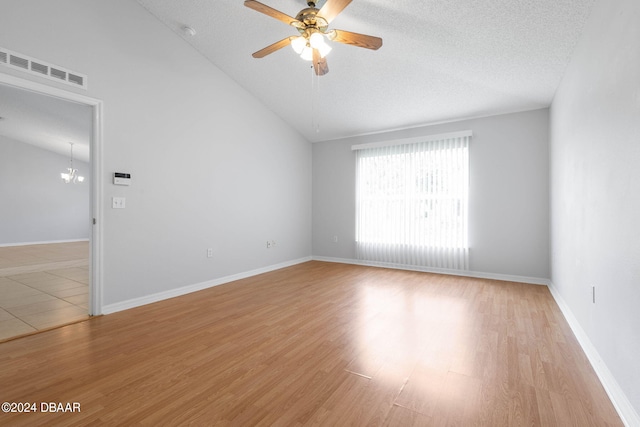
left=328, top=29, right=383, bottom=50
left=252, top=37, right=294, bottom=58
left=244, top=0, right=303, bottom=28
left=312, top=49, right=329, bottom=76
left=318, top=0, right=352, bottom=24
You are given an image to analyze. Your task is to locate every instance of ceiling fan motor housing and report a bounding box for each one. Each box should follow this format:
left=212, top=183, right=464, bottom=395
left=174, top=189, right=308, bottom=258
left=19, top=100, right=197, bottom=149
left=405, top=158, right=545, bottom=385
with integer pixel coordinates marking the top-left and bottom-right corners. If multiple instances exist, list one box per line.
left=296, top=7, right=329, bottom=33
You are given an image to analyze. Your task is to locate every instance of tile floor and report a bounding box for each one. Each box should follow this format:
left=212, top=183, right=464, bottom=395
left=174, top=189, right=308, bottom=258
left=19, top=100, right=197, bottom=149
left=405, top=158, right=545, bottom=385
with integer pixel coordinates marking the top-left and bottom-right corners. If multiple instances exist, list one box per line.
left=0, top=241, right=89, bottom=341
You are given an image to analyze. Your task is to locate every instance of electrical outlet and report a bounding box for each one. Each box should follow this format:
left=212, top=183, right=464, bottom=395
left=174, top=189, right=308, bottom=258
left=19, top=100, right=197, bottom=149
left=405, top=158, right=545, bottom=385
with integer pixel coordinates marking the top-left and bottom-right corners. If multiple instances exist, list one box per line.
left=333, top=235, right=338, bottom=243
left=266, top=241, right=272, bottom=249
left=207, top=248, right=213, bottom=258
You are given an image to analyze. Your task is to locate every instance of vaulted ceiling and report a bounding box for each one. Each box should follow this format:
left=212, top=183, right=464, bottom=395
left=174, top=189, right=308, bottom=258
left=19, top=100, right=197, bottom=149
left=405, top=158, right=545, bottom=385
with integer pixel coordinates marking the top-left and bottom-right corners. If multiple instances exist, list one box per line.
left=0, top=0, right=596, bottom=158
left=137, top=0, right=595, bottom=142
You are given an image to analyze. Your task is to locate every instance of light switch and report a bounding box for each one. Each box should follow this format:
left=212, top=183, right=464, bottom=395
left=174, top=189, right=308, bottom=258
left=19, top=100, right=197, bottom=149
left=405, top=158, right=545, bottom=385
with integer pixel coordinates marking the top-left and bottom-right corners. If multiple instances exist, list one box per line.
left=112, top=197, right=126, bottom=209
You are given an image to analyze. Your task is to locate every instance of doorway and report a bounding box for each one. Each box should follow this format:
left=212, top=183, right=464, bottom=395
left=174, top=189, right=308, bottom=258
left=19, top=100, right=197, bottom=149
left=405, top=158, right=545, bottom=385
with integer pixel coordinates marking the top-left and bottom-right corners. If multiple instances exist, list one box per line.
left=0, top=73, right=102, bottom=341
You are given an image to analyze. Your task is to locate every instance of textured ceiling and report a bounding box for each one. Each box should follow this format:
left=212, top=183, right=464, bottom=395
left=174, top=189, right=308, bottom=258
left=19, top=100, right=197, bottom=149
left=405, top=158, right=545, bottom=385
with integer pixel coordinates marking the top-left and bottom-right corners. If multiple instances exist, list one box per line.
left=0, top=83, right=92, bottom=162
left=0, top=0, right=596, bottom=156
left=137, top=0, right=595, bottom=142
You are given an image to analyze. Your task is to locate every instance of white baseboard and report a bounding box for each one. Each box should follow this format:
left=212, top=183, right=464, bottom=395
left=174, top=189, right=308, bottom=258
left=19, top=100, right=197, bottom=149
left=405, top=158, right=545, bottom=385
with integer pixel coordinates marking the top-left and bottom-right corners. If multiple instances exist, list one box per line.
left=0, top=238, right=90, bottom=248
left=101, top=256, right=312, bottom=315
left=100, top=256, right=546, bottom=315
left=312, top=256, right=550, bottom=286
left=547, top=282, right=639, bottom=427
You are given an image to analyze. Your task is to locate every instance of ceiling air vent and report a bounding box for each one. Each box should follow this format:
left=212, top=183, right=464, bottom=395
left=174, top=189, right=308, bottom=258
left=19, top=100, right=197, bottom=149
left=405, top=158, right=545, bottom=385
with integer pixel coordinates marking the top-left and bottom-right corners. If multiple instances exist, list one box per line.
left=0, top=46, right=88, bottom=90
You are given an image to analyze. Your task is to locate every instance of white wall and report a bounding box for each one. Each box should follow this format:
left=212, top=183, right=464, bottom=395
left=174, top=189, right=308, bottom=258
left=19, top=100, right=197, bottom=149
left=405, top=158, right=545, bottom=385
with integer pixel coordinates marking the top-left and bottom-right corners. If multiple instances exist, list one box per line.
left=550, top=0, right=640, bottom=420
left=0, top=136, right=90, bottom=245
left=313, top=109, right=550, bottom=280
left=0, top=0, right=312, bottom=306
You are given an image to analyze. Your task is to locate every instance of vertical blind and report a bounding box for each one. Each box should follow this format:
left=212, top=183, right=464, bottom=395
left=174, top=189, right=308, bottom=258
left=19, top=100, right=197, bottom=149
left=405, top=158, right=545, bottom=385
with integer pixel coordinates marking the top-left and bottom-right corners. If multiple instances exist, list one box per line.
left=354, top=131, right=470, bottom=270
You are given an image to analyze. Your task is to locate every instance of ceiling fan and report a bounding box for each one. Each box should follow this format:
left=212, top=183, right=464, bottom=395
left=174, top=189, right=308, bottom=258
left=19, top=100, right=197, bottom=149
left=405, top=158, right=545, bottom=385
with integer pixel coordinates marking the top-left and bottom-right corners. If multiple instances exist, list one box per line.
left=244, top=0, right=382, bottom=76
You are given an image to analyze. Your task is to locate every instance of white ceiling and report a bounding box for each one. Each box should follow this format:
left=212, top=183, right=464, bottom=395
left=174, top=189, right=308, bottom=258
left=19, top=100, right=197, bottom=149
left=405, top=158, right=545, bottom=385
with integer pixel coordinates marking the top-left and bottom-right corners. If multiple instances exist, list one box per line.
left=0, top=0, right=595, bottom=156
left=137, top=0, right=595, bottom=142
left=0, top=83, right=92, bottom=162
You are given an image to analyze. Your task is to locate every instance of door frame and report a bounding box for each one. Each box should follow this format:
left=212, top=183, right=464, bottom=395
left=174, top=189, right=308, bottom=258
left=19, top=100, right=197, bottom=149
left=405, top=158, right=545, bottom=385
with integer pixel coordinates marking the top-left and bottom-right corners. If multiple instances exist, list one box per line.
left=0, top=72, right=104, bottom=315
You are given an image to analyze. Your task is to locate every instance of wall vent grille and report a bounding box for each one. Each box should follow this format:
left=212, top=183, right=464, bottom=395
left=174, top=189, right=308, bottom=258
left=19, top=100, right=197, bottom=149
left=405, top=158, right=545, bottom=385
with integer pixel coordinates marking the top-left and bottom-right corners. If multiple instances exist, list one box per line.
left=9, top=54, right=29, bottom=69
left=30, top=61, right=49, bottom=75
left=0, top=46, right=87, bottom=90
left=50, top=67, right=67, bottom=80
left=68, top=73, right=84, bottom=86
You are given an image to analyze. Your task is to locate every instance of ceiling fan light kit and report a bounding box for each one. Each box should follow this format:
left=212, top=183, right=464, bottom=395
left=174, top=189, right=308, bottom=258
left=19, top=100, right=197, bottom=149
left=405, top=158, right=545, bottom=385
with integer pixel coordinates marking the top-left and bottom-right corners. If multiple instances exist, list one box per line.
left=291, top=36, right=307, bottom=54
left=300, top=45, right=314, bottom=61
left=244, top=0, right=382, bottom=75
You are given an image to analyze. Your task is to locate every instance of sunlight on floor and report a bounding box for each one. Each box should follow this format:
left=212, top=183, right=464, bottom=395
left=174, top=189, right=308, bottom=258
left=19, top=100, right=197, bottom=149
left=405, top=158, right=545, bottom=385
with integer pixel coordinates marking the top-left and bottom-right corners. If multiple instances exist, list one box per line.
left=350, top=276, right=471, bottom=389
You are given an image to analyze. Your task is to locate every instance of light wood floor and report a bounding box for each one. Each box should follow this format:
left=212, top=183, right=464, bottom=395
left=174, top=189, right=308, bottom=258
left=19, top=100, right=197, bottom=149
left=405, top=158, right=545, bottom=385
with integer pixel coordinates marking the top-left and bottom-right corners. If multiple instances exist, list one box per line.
left=0, top=242, right=89, bottom=341
left=0, top=261, right=621, bottom=426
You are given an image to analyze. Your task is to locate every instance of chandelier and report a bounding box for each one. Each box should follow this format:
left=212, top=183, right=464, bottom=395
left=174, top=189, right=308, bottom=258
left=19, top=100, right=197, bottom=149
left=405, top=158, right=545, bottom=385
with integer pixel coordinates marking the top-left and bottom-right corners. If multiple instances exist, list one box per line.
left=60, top=142, right=84, bottom=184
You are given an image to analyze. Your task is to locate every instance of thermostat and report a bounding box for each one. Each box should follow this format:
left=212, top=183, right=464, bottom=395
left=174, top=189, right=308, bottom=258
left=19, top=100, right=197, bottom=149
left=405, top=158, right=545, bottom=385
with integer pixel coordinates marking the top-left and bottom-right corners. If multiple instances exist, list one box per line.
left=113, top=172, right=131, bottom=186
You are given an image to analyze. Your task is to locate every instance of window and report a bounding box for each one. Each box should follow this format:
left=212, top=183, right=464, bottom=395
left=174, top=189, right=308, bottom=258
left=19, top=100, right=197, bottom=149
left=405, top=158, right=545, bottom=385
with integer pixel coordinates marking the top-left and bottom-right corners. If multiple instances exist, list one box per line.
left=354, top=131, right=470, bottom=270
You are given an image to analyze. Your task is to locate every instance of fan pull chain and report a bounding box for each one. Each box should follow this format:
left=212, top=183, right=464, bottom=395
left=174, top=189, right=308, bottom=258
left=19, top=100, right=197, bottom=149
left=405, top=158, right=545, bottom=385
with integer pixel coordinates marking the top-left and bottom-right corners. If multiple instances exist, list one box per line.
left=310, top=65, right=314, bottom=130
left=310, top=63, right=321, bottom=133
left=315, top=65, right=320, bottom=133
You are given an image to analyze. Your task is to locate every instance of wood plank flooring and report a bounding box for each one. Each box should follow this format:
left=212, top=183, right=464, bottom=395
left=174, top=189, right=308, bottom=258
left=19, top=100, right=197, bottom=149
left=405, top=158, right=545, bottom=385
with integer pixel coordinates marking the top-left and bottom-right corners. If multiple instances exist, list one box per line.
left=0, top=261, right=622, bottom=426
left=0, top=242, right=89, bottom=341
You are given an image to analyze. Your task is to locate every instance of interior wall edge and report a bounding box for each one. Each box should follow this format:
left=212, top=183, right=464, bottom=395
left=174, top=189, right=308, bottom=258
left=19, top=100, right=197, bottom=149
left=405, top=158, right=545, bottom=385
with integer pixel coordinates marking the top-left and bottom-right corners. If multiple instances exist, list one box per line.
left=547, top=282, right=640, bottom=427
